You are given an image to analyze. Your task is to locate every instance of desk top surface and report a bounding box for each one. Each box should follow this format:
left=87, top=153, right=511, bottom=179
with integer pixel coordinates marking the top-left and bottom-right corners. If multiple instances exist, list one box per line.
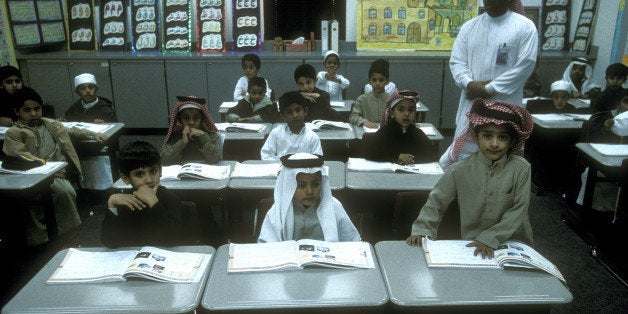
left=576, top=143, right=627, bottom=168
left=1, top=246, right=215, bottom=314
left=532, top=115, right=585, bottom=129
left=346, top=167, right=442, bottom=191
left=228, top=160, right=346, bottom=190
left=375, top=241, right=572, bottom=307
left=201, top=243, right=388, bottom=311
left=354, top=122, right=444, bottom=141
left=220, top=123, right=272, bottom=140
left=112, top=161, right=236, bottom=190
left=0, top=162, right=67, bottom=191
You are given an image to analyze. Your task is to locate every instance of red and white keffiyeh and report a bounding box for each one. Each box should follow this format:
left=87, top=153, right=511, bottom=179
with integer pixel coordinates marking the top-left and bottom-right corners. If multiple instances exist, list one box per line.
left=163, top=96, right=218, bottom=147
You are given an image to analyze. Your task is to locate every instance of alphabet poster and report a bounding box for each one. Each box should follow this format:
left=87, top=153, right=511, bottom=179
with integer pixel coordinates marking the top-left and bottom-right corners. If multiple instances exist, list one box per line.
left=100, top=0, right=127, bottom=51
left=197, top=0, right=225, bottom=52
left=357, top=0, right=478, bottom=51
left=231, top=0, right=261, bottom=51
left=162, top=0, right=191, bottom=52
left=66, top=0, right=96, bottom=51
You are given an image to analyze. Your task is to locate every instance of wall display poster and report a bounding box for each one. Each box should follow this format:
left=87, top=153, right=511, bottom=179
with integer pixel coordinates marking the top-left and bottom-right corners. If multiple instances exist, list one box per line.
left=7, top=0, right=66, bottom=47
left=541, top=0, right=569, bottom=52
left=66, top=0, right=96, bottom=51
left=572, top=0, right=597, bottom=53
left=131, top=0, right=161, bottom=52
left=357, top=0, right=478, bottom=51
left=100, top=0, right=127, bottom=51
left=232, top=0, right=261, bottom=51
left=197, top=0, right=226, bottom=52
left=162, top=0, right=191, bottom=52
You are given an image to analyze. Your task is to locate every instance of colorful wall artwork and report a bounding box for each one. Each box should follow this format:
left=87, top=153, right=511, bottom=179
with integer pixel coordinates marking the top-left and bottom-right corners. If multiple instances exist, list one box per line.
left=357, top=0, right=478, bottom=51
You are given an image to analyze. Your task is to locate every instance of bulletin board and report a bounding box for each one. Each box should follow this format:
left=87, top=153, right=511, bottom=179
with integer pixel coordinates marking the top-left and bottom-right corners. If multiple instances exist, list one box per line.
left=6, top=0, right=66, bottom=48
left=357, top=0, right=478, bottom=51
left=66, top=0, right=96, bottom=51
left=163, top=0, right=191, bottom=52
left=197, top=0, right=225, bottom=52
left=572, top=0, right=597, bottom=53
left=540, top=0, right=569, bottom=52
left=131, top=0, right=161, bottom=52
left=232, top=0, right=261, bottom=52
left=100, top=0, right=127, bottom=51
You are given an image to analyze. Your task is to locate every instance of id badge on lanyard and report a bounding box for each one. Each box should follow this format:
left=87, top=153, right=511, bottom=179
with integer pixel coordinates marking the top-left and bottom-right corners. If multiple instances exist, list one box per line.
left=496, top=43, right=512, bottom=66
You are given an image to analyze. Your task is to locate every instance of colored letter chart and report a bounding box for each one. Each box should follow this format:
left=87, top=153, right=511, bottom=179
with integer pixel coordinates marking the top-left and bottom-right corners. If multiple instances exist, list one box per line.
left=6, top=0, right=66, bottom=47
left=100, top=0, right=127, bottom=51
left=541, top=0, right=569, bottom=52
left=131, top=0, right=161, bottom=52
left=197, top=0, right=225, bottom=52
left=231, top=0, right=260, bottom=52
left=572, top=0, right=597, bottom=53
left=162, top=0, right=191, bottom=52
left=66, top=0, right=96, bottom=51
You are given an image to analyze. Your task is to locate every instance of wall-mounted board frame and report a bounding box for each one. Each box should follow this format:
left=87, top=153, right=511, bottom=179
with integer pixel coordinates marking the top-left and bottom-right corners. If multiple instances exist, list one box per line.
left=66, top=0, right=97, bottom=51
left=6, top=0, right=66, bottom=48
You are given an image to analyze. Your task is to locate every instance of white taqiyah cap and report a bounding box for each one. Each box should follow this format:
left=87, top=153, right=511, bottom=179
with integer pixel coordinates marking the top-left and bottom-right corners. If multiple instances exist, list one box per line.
left=611, top=111, right=628, bottom=136
left=74, top=73, right=97, bottom=89
left=324, top=50, right=339, bottom=61
left=550, top=80, right=571, bottom=93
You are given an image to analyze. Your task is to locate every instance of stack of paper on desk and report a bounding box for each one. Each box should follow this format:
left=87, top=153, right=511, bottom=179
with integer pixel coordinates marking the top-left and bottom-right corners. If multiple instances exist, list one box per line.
left=0, top=161, right=64, bottom=175
left=330, top=101, right=346, bottom=107
left=215, top=123, right=265, bottom=133
left=590, top=144, right=628, bottom=156
left=307, top=120, right=352, bottom=131
left=230, top=162, right=282, bottom=178
left=160, top=163, right=231, bottom=181
left=61, top=122, right=114, bottom=133
left=346, top=158, right=443, bottom=174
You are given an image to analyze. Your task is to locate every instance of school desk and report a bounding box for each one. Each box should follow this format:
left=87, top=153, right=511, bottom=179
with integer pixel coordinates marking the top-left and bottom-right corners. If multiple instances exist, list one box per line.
left=219, top=101, right=354, bottom=122
left=415, top=101, right=429, bottom=123
left=71, top=122, right=125, bottom=179
left=221, top=123, right=272, bottom=161
left=268, top=122, right=355, bottom=161
left=345, top=165, right=442, bottom=191
left=1, top=246, right=214, bottom=314
left=531, top=114, right=586, bottom=129
left=374, top=241, right=572, bottom=312
left=228, top=160, right=346, bottom=190
left=200, top=243, right=388, bottom=312
left=0, top=162, right=67, bottom=247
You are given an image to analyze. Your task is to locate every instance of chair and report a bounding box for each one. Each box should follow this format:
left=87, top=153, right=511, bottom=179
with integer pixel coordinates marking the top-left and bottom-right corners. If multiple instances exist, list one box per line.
left=253, top=197, right=273, bottom=241
left=392, top=191, right=461, bottom=240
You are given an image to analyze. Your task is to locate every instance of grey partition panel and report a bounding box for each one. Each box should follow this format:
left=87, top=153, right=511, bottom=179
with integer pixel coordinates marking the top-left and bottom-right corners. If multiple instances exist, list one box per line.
left=166, top=61, right=209, bottom=118
left=261, top=59, right=305, bottom=99
left=536, top=59, right=571, bottom=97
left=110, top=60, right=169, bottom=128
left=24, top=60, right=74, bottom=115
left=68, top=60, right=114, bottom=113
left=441, top=66, right=459, bottom=129
left=206, top=60, right=238, bottom=121
left=344, top=59, right=372, bottom=101
left=390, top=60, right=443, bottom=126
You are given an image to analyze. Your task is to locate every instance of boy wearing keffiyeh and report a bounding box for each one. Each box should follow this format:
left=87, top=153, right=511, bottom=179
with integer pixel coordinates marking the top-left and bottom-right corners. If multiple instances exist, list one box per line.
left=407, top=99, right=534, bottom=259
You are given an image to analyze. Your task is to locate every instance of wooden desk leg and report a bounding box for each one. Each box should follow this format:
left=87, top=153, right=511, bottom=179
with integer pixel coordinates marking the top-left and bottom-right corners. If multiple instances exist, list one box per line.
left=43, top=186, right=58, bottom=241
left=582, top=165, right=598, bottom=222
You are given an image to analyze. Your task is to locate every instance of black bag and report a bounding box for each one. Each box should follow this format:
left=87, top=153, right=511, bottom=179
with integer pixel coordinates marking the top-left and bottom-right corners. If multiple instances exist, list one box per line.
left=1, top=155, right=46, bottom=171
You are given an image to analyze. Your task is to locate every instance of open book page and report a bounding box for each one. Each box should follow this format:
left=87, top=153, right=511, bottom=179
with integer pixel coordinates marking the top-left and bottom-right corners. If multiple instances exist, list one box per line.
left=495, top=242, right=565, bottom=282
left=296, top=240, right=375, bottom=269
left=398, top=162, right=444, bottom=174
left=124, top=246, right=211, bottom=283
left=61, top=122, right=114, bottom=134
left=47, top=248, right=137, bottom=283
left=230, top=162, right=282, bottom=178
left=0, top=126, right=9, bottom=135
left=590, top=144, right=628, bottom=156
left=419, top=126, right=437, bottom=136
left=228, top=242, right=299, bottom=273
left=161, top=165, right=185, bottom=181
left=531, top=114, right=573, bottom=122
left=330, top=101, right=345, bottom=108
left=564, top=113, right=592, bottom=121
left=346, top=158, right=396, bottom=172
left=178, top=163, right=230, bottom=180
left=0, top=161, right=65, bottom=175
left=362, top=125, right=379, bottom=133
left=422, top=238, right=501, bottom=268
left=220, top=101, right=238, bottom=109
left=215, top=123, right=265, bottom=133
left=307, top=120, right=352, bottom=131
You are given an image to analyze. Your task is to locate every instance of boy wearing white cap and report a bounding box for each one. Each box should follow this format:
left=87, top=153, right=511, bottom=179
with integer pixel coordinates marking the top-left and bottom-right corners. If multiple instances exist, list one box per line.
left=527, top=80, right=578, bottom=114
left=65, top=73, right=117, bottom=123
left=315, top=50, right=350, bottom=101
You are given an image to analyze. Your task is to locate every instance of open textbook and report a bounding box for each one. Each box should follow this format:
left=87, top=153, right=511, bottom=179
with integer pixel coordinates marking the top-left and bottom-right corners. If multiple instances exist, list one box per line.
left=422, top=238, right=565, bottom=283
left=227, top=240, right=375, bottom=273
left=61, top=121, right=115, bottom=133
left=160, top=163, right=231, bottom=181
left=0, top=161, right=64, bottom=175
left=307, top=120, right=353, bottom=131
left=47, top=246, right=211, bottom=283
left=230, top=162, right=282, bottom=178
left=215, top=122, right=266, bottom=133
left=347, top=157, right=443, bottom=175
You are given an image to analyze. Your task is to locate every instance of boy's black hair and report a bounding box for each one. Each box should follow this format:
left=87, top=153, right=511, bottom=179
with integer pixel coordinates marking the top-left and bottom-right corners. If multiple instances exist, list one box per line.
left=606, top=63, right=628, bottom=79
left=117, top=141, right=161, bottom=177
left=473, top=123, right=520, bottom=153
left=368, top=58, right=390, bottom=79
left=248, top=76, right=267, bottom=91
left=278, top=91, right=308, bottom=113
left=10, top=86, right=42, bottom=109
left=293, top=64, right=316, bottom=82
left=241, top=53, right=261, bottom=69
left=0, top=65, right=22, bottom=81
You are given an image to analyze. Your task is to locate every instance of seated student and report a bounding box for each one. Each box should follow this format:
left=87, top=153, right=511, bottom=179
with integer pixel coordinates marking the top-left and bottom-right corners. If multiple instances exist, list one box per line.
left=65, top=73, right=117, bottom=123
left=562, top=57, right=601, bottom=99
left=161, top=96, right=221, bottom=165
left=526, top=80, right=578, bottom=114
left=362, top=59, right=396, bottom=96
left=591, top=63, right=628, bottom=113
left=589, top=89, right=628, bottom=143
left=350, top=59, right=392, bottom=128
left=364, top=90, right=432, bottom=164
left=0, top=65, right=22, bottom=126
left=226, top=76, right=280, bottom=123
left=258, top=153, right=360, bottom=242
left=233, top=53, right=272, bottom=101
left=294, top=63, right=341, bottom=122
left=316, top=50, right=350, bottom=101
left=407, top=99, right=534, bottom=259
left=2, top=87, right=108, bottom=246
left=101, top=141, right=183, bottom=248
left=261, top=91, right=323, bottom=160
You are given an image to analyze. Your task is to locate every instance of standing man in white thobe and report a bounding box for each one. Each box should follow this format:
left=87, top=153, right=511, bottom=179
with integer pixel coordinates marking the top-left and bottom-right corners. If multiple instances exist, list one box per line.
left=440, top=0, right=538, bottom=168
